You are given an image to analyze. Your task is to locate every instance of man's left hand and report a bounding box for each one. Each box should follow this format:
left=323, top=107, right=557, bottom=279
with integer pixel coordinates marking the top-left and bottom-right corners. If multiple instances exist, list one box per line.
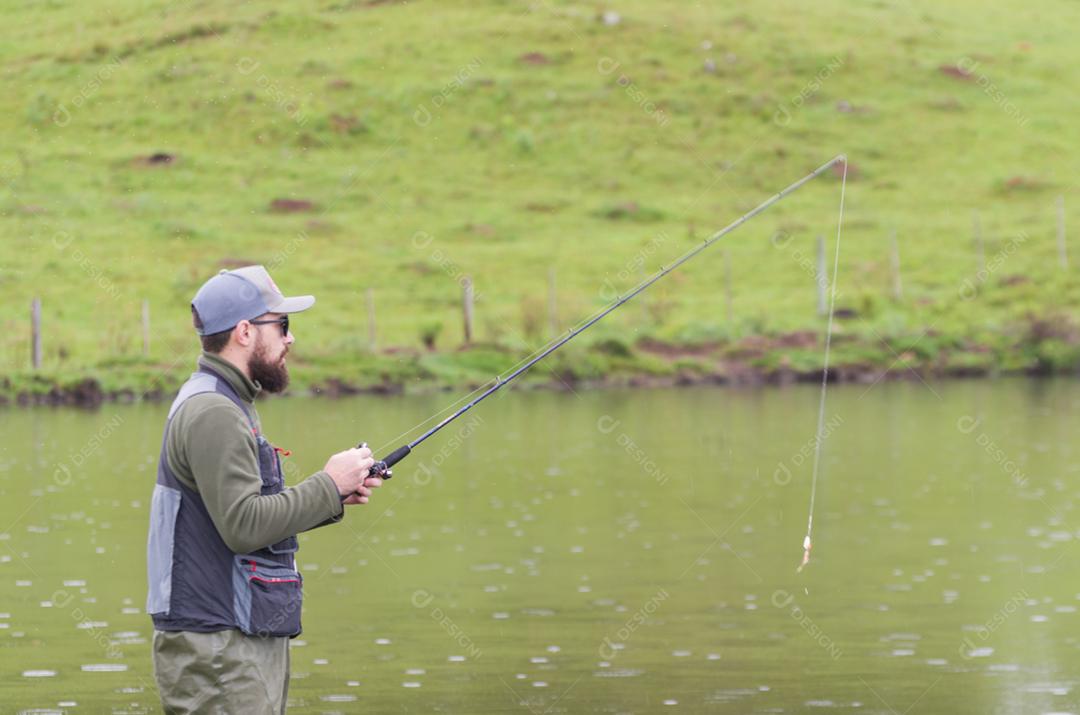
left=342, top=476, right=383, bottom=505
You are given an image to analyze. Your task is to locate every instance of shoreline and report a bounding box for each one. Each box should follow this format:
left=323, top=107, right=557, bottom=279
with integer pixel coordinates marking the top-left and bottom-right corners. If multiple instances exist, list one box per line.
left=3, top=340, right=1077, bottom=408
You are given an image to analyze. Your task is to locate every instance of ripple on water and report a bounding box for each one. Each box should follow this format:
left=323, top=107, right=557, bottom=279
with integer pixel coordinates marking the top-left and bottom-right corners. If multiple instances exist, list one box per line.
left=471, top=563, right=503, bottom=572
left=22, top=670, right=57, bottom=678
left=594, top=668, right=643, bottom=678
left=76, top=621, right=108, bottom=630
left=1024, top=683, right=1071, bottom=696
left=705, top=689, right=759, bottom=704
left=81, top=664, right=127, bottom=672
left=320, top=695, right=357, bottom=702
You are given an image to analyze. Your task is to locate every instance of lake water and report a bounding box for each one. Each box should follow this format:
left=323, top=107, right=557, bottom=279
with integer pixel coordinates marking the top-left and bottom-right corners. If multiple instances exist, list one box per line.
left=1, top=377, right=1079, bottom=713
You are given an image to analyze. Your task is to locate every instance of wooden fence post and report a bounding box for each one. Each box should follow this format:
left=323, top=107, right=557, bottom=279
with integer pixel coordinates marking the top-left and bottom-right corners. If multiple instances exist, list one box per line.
left=142, top=300, right=151, bottom=357
left=816, top=235, right=827, bottom=316
left=1058, top=195, right=1068, bottom=269
left=724, top=249, right=733, bottom=325
left=31, top=298, right=41, bottom=369
left=366, top=287, right=377, bottom=350
left=547, top=267, right=558, bottom=338
left=973, top=210, right=985, bottom=272
left=890, top=229, right=903, bottom=301
left=462, top=277, right=474, bottom=345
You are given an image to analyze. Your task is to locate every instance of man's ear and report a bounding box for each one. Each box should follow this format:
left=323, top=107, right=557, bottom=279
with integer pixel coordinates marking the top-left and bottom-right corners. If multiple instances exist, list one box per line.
left=232, top=320, right=254, bottom=348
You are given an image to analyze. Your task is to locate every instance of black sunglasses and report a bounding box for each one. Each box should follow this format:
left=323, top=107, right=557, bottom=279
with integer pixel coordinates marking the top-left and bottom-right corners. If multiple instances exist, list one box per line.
left=250, top=315, right=289, bottom=337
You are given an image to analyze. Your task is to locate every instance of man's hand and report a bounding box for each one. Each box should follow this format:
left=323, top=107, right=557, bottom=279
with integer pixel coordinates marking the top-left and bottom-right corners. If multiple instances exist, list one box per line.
left=324, top=447, right=382, bottom=504
left=342, top=476, right=383, bottom=505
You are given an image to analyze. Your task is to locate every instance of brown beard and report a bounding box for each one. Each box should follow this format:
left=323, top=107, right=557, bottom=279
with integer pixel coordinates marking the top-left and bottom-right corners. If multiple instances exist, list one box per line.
left=249, top=334, right=290, bottom=394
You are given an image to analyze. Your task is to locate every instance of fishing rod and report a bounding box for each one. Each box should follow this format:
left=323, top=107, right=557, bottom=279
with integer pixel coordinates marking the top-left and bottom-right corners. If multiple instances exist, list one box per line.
left=359, top=154, right=847, bottom=481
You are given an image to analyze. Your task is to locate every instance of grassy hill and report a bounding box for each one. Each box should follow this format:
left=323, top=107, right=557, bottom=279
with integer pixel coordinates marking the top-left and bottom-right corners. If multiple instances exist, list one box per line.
left=2, top=0, right=1079, bottom=403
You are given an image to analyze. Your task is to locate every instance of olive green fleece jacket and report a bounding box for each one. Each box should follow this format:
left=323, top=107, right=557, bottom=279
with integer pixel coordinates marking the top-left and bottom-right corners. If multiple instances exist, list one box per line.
left=165, top=352, right=343, bottom=554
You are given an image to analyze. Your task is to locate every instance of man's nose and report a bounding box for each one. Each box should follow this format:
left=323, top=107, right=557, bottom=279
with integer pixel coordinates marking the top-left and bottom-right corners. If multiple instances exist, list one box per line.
left=285, top=331, right=295, bottom=346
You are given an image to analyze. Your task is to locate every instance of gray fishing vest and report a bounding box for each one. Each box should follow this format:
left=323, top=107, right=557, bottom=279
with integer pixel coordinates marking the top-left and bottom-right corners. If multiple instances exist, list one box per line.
left=145, top=366, right=303, bottom=637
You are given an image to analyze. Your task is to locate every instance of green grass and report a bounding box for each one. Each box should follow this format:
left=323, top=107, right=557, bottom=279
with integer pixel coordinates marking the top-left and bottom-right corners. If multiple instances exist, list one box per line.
left=2, top=0, right=1079, bottom=401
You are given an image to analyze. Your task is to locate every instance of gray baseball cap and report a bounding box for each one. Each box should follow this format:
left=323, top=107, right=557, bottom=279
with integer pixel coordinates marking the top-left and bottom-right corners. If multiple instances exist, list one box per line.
left=191, top=265, right=315, bottom=336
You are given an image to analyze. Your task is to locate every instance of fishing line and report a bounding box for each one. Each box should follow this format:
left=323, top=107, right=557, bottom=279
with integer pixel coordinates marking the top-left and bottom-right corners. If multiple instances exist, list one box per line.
left=797, top=157, right=848, bottom=573
left=359, top=155, right=850, bottom=490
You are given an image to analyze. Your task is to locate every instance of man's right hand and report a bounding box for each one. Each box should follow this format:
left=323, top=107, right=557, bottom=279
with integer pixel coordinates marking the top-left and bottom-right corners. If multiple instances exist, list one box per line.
left=324, top=447, right=375, bottom=501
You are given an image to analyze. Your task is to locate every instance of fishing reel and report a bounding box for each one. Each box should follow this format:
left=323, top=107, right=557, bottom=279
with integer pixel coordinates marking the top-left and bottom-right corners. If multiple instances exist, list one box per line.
left=357, top=442, right=392, bottom=480
left=356, top=441, right=412, bottom=481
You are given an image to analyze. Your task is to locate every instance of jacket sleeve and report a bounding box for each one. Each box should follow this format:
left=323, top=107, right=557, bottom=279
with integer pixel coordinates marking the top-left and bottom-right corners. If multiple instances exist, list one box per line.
left=169, top=394, right=344, bottom=553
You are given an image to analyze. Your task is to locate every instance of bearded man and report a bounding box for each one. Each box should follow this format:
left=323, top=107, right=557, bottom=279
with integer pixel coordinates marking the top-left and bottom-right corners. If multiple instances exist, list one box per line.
left=145, top=265, right=380, bottom=713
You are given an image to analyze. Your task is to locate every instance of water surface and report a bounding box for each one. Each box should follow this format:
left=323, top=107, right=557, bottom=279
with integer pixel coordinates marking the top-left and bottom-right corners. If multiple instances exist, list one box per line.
left=1, top=378, right=1078, bottom=714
